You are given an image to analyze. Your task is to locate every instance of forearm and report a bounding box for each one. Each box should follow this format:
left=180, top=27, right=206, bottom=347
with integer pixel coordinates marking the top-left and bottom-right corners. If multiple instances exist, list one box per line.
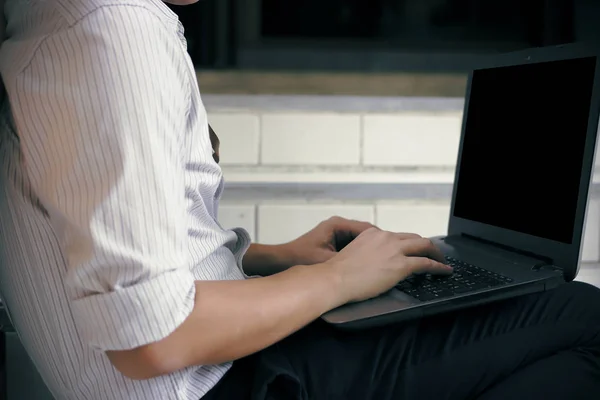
left=242, top=243, right=295, bottom=276
left=107, top=263, right=342, bottom=379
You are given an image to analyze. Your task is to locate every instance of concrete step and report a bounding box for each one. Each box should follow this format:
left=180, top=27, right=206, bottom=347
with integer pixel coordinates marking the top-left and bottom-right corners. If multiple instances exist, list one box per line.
left=197, top=71, right=467, bottom=97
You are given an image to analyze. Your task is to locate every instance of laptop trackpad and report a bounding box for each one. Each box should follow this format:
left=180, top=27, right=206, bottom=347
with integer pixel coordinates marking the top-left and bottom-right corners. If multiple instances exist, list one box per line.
left=322, top=290, right=420, bottom=324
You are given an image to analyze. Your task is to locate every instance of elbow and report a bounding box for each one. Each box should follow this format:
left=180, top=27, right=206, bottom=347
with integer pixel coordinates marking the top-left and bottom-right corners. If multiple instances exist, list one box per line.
left=106, top=343, right=183, bottom=380
left=105, top=314, right=219, bottom=380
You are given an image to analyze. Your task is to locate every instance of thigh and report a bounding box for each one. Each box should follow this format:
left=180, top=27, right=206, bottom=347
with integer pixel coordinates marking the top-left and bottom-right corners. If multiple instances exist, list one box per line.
left=476, top=348, right=600, bottom=400
left=265, top=281, right=600, bottom=400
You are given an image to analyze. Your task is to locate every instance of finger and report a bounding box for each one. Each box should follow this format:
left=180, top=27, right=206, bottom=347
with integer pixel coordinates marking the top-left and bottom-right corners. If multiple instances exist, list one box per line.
left=404, top=256, right=453, bottom=276
left=398, top=237, right=445, bottom=263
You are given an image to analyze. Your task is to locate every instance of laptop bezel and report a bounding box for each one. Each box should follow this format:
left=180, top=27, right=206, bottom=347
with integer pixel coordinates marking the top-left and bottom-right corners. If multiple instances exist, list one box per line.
left=447, top=44, right=600, bottom=282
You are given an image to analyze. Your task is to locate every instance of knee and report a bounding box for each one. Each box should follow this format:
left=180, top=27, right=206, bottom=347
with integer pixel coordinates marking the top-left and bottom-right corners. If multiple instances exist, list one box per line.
left=557, top=281, right=600, bottom=315
left=563, top=280, right=600, bottom=297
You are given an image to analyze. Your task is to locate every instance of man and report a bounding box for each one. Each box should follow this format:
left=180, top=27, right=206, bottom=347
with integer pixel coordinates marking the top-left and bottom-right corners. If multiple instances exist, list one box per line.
left=0, top=0, right=599, bottom=399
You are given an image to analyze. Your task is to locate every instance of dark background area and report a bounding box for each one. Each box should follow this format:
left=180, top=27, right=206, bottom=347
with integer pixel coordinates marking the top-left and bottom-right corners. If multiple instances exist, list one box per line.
left=166, top=0, right=600, bottom=72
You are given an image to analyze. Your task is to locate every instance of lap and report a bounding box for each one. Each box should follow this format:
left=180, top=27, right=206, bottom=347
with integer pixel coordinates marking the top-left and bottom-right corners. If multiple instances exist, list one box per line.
left=204, top=282, right=600, bottom=400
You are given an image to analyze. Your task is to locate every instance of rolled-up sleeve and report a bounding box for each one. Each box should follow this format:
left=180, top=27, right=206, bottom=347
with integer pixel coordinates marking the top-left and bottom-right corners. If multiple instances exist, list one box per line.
left=13, top=6, right=196, bottom=351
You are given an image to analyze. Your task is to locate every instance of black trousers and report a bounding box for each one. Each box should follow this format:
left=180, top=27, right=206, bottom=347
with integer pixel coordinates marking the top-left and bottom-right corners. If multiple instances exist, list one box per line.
left=203, top=281, right=600, bottom=400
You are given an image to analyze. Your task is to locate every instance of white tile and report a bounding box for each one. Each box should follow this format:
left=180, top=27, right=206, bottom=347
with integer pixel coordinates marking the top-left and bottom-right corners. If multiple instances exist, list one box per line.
left=581, top=199, right=600, bottom=262
left=363, top=113, right=462, bottom=167
left=261, top=113, right=361, bottom=165
left=258, top=204, right=374, bottom=244
left=376, top=203, right=451, bottom=238
left=218, top=204, right=256, bottom=240
left=208, top=113, right=260, bottom=165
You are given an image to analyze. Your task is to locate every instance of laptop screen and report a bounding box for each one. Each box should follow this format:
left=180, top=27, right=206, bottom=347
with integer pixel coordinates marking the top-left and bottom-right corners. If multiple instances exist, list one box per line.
left=453, top=56, right=597, bottom=244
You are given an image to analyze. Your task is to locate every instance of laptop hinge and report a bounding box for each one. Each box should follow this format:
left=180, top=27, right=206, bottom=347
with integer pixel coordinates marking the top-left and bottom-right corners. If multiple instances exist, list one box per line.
left=460, top=233, right=558, bottom=268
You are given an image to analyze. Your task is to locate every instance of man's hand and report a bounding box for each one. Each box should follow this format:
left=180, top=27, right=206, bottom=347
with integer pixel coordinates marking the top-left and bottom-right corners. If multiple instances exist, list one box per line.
left=325, top=227, right=453, bottom=304
left=283, top=216, right=374, bottom=266
left=242, top=216, right=374, bottom=276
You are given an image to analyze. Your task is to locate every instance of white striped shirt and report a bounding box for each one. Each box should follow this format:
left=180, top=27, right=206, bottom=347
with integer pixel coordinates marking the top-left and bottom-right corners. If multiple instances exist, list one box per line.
left=0, top=0, right=250, bottom=399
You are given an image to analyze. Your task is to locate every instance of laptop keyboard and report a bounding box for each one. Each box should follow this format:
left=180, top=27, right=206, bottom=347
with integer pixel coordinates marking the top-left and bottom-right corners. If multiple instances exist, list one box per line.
left=395, top=256, right=514, bottom=302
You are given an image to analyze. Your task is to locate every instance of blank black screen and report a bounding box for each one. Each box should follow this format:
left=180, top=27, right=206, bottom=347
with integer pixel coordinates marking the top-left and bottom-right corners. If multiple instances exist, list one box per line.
left=453, top=56, right=597, bottom=244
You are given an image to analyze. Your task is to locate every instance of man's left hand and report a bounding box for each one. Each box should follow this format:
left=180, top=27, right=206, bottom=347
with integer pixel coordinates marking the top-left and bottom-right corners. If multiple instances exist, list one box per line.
left=282, top=216, right=375, bottom=267
left=242, top=217, right=375, bottom=276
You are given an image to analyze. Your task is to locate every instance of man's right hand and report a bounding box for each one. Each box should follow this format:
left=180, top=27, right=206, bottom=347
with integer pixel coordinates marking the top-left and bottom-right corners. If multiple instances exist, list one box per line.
left=325, top=227, right=453, bottom=306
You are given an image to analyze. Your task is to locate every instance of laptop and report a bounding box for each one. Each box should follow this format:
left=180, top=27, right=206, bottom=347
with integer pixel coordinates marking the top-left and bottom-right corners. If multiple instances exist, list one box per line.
left=322, top=44, right=600, bottom=329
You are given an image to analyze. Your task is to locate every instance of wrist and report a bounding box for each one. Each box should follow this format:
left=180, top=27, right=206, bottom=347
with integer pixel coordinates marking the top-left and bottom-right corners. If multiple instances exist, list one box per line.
left=243, top=243, right=296, bottom=276
left=321, top=260, right=348, bottom=308
left=276, top=241, right=300, bottom=268
left=287, top=262, right=346, bottom=312
left=266, top=243, right=297, bottom=272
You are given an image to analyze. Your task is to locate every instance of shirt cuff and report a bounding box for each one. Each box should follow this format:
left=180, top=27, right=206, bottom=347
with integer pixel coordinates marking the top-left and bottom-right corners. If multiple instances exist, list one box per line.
left=71, top=268, right=196, bottom=351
